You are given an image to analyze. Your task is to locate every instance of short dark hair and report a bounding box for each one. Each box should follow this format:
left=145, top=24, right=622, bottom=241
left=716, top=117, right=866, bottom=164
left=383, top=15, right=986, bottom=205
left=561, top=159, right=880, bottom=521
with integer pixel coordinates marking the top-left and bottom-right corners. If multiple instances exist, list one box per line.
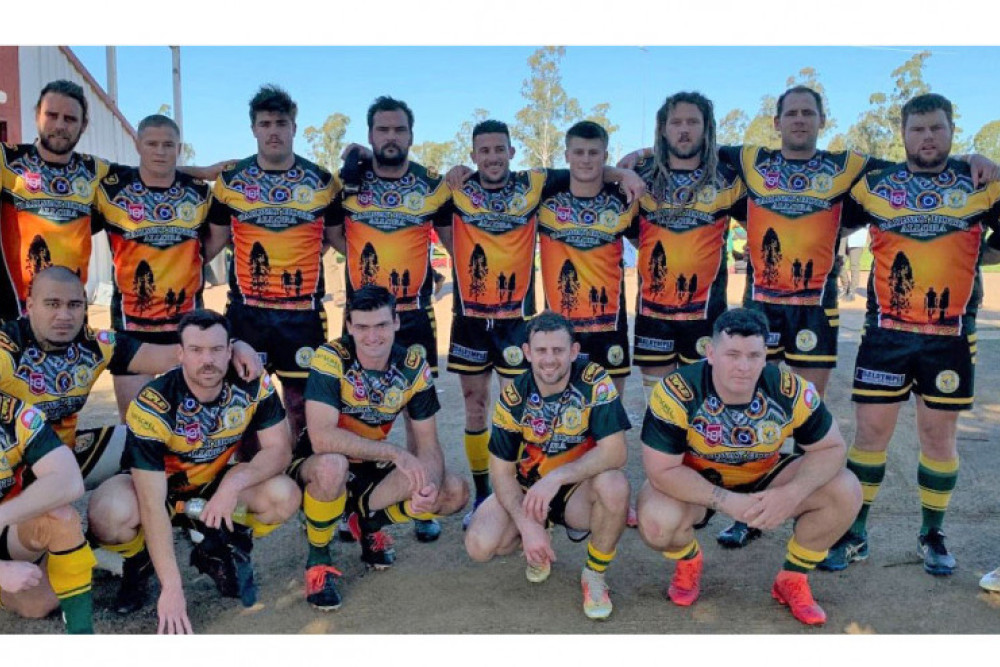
left=137, top=114, right=180, bottom=138
left=367, top=96, right=414, bottom=131
left=249, top=84, right=297, bottom=124
left=29, top=265, right=84, bottom=296
left=36, top=80, right=88, bottom=125
left=526, top=310, right=576, bottom=343
left=712, top=308, right=769, bottom=341
left=346, top=285, right=396, bottom=322
left=565, top=120, right=608, bottom=148
left=178, top=309, right=231, bottom=342
left=472, top=119, right=510, bottom=142
left=776, top=85, right=824, bottom=118
left=902, top=93, right=954, bottom=129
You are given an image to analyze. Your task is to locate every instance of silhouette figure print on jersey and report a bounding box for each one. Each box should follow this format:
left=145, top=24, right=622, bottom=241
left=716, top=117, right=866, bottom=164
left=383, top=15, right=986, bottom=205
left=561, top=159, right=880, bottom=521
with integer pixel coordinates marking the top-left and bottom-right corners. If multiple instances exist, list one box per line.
left=761, top=227, right=782, bottom=287
left=649, top=241, right=668, bottom=297
left=249, top=241, right=271, bottom=297
left=888, top=250, right=915, bottom=318
left=468, top=243, right=489, bottom=301
left=360, top=242, right=380, bottom=286
left=557, top=259, right=581, bottom=315
left=132, top=260, right=157, bottom=315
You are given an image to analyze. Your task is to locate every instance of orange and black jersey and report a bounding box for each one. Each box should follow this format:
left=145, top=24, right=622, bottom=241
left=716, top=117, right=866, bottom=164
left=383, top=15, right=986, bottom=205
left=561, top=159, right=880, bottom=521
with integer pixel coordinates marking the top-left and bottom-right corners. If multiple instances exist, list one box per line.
left=538, top=183, right=638, bottom=333
left=450, top=169, right=570, bottom=319
left=719, top=145, right=889, bottom=308
left=0, top=392, right=63, bottom=504
left=845, top=159, right=1000, bottom=336
left=641, top=361, right=832, bottom=488
left=93, top=166, right=215, bottom=333
left=490, top=359, right=630, bottom=489
left=0, top=318, right=140, bottom=446
left=0, top=144, right=111, bottom=320
left=634, top=156, right=747, bottom=321
left=210, top=155, right=340, bottom=311
left=330, top=162, right=452, bottom=313
left=123, top=368, right=284, bottom=497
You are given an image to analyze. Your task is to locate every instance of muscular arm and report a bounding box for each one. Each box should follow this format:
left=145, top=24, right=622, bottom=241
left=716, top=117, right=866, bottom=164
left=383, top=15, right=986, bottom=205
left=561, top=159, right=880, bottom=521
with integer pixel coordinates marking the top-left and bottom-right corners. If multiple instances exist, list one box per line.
left=0, top=447, right=83, bottom=529
left=435, top=226, right=454, bottom=260
left=641, top=445, right=753, bottom=520
left=202, top=223, right=231, bottom=262
left=305, top=400, right=402, bottom=462
left=492, top=455, right=556, bottom=565
left=407, top=415, right=445, bottom=487
left=324, top=225, right=346, bottom=256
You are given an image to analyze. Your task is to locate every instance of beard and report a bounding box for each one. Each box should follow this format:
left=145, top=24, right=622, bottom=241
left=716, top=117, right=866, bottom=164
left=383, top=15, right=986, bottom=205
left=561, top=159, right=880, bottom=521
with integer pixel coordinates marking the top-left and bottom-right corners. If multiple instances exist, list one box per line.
left=907, top=146, right=950, bottom=171
left=38, top=130, right=80, bottom=156
left=480, top=166, right=510, bottom=187
left=375, top=144, right=408, bottom=167
left=666, top=137, right=703, bottom=161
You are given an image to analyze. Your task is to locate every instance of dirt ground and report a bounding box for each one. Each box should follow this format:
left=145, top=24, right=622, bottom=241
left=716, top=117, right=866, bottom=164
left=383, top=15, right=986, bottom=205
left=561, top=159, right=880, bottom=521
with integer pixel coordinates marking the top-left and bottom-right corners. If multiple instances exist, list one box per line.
left=4, top=261, right=1000, bottom=635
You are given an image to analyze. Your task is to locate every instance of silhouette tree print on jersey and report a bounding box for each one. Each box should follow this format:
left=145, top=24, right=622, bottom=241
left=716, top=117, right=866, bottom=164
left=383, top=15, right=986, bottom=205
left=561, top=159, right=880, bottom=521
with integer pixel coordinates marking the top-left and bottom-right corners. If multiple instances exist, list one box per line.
left=938, top=287, right=950, bottom=324
left=132, top=260, right=156, bottom=315
left=803, top=259, right=814, bottom=291
left=506, top=272, right=517, bottom=303
left=26, top=235, right=53, bottom=279
left=925, top=286, right=938, bottom=321
left=282, top=270, right=293, bottom=295
left=401, top=269, right=411, bottom=298
left=761, top=228, right=783, bottom=287
left=888, top=251, right=915, bottom=318
left=648, top=241, right=668, bottom=297
left=468, top=243, right=489, bottom=302
left=294, top=269, right=303, bottom=297
left=589, top=285, right=600, bottom=314
left=557, top=259, right=581, bottom=315
left=686, top=273, right=698, bottom=304
left=360, top=242, right=380, bottom=287
left=249, top=242, right=271, bottom=297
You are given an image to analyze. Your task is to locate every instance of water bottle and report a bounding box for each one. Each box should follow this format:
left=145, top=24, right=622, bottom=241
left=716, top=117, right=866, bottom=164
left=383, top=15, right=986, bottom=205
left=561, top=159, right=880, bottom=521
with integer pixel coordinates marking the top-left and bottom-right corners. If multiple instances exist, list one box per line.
left=175, top=497, right=251, bottom=526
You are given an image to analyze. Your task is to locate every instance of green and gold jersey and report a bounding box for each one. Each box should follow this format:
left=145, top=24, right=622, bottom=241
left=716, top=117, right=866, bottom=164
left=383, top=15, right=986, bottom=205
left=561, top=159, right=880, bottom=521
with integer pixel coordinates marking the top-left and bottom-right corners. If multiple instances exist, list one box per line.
left=720, top=145, right=888, bottom=308
left=332, top=162, right=452, bottom=313
left=0, top=392, right=62, bottom=504
left=490, top=359, right=630, bottom=488
left=846, top=159, right=1000, bottom=336
left=0, top=144, right=110, bottom=320
left=641, top=361, right=832, bottom=488
left=450, top=169, right=569, bottom=319
left=0, top=318, right=140, bottom=445
left=210, top=155, right=340, bottom=311
left=304, top=336, right=439, bottom=446
left=123, top=368, right=284, bottom=496
left=93, top=166, right=214, bottom=333
left=635, top=156, right=747, bottom=320
left=538, top=183, right=638, bottom=333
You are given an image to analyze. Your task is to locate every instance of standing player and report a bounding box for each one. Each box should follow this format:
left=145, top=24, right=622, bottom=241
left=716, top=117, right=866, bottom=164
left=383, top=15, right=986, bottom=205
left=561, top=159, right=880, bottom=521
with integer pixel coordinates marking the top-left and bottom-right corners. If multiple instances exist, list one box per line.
left=464, top=311, right=630, bottom=620
left=637, top=308, right=861, bottom=626
left=93, top=114, right=221, bottom=419
left=819, top=93, right=1000, bottom=575
left=204, top=85, right=340, bottom=443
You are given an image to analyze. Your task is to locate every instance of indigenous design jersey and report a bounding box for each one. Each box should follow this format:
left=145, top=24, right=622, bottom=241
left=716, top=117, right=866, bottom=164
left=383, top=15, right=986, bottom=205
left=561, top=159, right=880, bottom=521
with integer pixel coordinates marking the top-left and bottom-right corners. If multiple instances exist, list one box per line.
left=0, top=144, right=110, bottom=318
left=538, top=184, right=638, bottom=332
left=635, top=156, right=747, bottom=320
left=720, top=145, right=886, bottom=307
left=334, top=162, right=451, bottom=312
left=94, top=166, right=212, bottom=333
left=0, top=318, right=139, bottom=445
left=0, top=392, right=62, bottom=503
left=490, top=360, right=630, bottom=488
left=210, top=155, right=340, bottom=310
left=304, top=337, right=439, bottom=445
left=123, top=368, right=284, bottom=496
left=847, top=160, right=1000, bottom=336
left=642, top=361, right=832, bottom=488
left=451, top=169, right=569, bottom=319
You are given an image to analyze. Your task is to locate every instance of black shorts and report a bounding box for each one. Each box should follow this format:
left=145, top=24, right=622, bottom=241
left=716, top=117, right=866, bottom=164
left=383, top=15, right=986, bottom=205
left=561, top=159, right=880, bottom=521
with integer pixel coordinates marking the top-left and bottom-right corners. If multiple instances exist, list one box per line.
left=851, top=323, right=976, bottom=411
left=447, top=314, right=529, bottom=378
left=345, top=459, right=397, bottom=516
left=576, top=329, right=631, bottom=378
left=226, top=302, right=327, bottom=382
left=745, top=301, right=839, bottom=368
left=396, top=307, right=439, bottom=377
left=633, top=315, right=716, bottom=368
left=693, top=453, right=800, bottom=529
left=109, top=329, right=179, bottom=376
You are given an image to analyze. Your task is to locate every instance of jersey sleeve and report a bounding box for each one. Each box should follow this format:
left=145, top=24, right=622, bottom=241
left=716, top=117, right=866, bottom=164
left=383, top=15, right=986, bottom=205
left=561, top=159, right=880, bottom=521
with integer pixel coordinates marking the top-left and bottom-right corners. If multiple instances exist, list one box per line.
left=433, top=198, right=455, bottom=229
left=789, top=377, right=833, bottom=446
left=640, top=379, right=691, bottom=455
left=17, top=405, right=63, bottom=468
left=488, top=381, right=525, bottom=462
left=841, top=179, right=871, bottom=230
left=588, top=373, right=631, bottom=440
left=108, top=331, right=144, bottom=375
left=121, top=393, right=173, bottom=472
left=208, top=179, right=234, bottom=226
left=405, top=361, right=440, bottom=420
left=248, top=375, right=286, bottom=432
left=717, top=145, right=744, bottom=176
left=304, top=345, right=345, bottom=410
left=541, top=168, right=571, bottom=199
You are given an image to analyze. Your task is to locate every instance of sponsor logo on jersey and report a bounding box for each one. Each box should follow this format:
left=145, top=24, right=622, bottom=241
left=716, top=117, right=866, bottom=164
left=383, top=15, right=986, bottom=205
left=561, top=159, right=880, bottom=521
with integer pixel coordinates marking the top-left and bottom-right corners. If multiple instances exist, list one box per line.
left=944, top=189, right=967, bottom=209
left=811, top=174, right=833, bottom=193
left=184, top=422, right=202, bottom=443
left=562, top=406, right=582, bottom=431
left=935, top=370, right=959, bottom=394
left=764, top=170, right=780, bottom=190
left=503, top=346, right=524, bottom=366
left=890, top=189, right=906, bottom=209
left=704, top=423, right=723, bottom=445
left=529, top=417, right=548, bottom=437
left=244, top=185, right=261, bottom=202
left=607, top=345, right=624, bottom=366
left=758, top=420, right=781, bottom=445
left=803, top=384, right=820, bottom=410
left=140, top=388, right=171, bottom=413
left=795, top=329, right=818, bottom=352
left=780, top=371, right=795, bottom=398
left=695, top=336, right=711, bottom=357
left=24, top=171, right=42, bottom=192
left=582, top=364, right=601, bottom=384
left=502, top=382, right=522, bottom=406
left=72, top=177, right=92, bottom=198
left=20, top=407, right=43, bottom=430
left=293, top=185, right=314, bottom=204
left=405, top=348, right=422, bottom=370
left=295, top=347, right=315, bottom=369
left=0, top=395, right=16, bottom=422
left=28, top=372, right=45, bottom=395
left=665, top=374, right=694, bottom=402
left=96, top=330, right=115, bottom=345
left=383, top=387, right=403, bottom=410
left=177, top=202, right=197, bottom=222
left=556, top=206, right=573, bottom=222
left=127, top=203, right=145, bottom=222
left=223, top=407, right=245, bottom=429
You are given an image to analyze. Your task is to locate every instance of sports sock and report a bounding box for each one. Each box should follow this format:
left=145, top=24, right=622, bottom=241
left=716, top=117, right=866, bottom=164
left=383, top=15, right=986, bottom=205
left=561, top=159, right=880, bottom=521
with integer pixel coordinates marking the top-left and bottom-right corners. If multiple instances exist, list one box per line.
left=376, top=500, right=437, bottom=526
left=585, top=543, right=616, bottom=573
left=663, top=539, right=700, bottom=561
left=47, top=541, right=97, bottom=634
left=847, top=446, right=887, bottom=535
left=918, top=452, right=958, bottom=536
left=101, top=528, right=145, bottom=558
left=783, top=535, right=828, bottom=574
left=304, top=490, right=345, bottom=566
left=464, top=429, right=491, bottom=500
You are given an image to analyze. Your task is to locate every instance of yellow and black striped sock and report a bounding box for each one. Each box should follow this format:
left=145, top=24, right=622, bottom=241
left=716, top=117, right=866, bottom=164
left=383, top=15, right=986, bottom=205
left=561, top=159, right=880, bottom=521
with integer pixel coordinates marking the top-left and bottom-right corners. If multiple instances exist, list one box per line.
left=243, top=514, right=282, bottom=539
left=47, top=541, right=97, bottom=634
left=847, top=446, right=888, bottom=535
left=304, top=490, right=346, bottom=567
left=663, top=539, right=700, bottom=561
left=918, top=453, right=958, bottom=536
left=373, top=500, right=438, bottom=527
left=585, top=543, right=616, bottom=573
left=783, top=536, right=828, bottom=574
left=464, top=429, right=492, bottom=501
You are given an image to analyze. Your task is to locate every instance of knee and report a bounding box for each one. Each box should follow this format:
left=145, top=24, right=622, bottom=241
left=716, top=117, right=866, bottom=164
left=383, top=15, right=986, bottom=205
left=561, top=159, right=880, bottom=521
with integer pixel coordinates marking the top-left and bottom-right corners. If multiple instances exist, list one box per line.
left=853, top=415, right=894, bottom=448
left=592, top=470, right=630, bottom=512
left=636, top=500, right=685, bottom=550
left=87, top=477, right=139, bottom=543
left=265, top=476, right=302, bottom=521
left=825, top=469, right=863, bottom=515
left=20, top=506, right=83, bottom=553
left=437, top=475, right=469, bottom=515
left=12, top=595, right=59, bottom=620
left=463, top=528, right=496, bottom=563
left=461, top=386, right=489, bottom=425
left=307, top=454, right=349, bottom=495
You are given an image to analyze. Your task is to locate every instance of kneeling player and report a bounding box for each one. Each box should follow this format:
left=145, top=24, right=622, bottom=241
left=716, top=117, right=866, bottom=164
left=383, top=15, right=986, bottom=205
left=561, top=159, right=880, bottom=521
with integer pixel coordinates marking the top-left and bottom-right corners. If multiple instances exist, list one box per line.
left=303, top=286, right=467, bottom=594
left=86, top=310, right=300, bottom=632
left=0, top=393, right=95, bottom=633
left=464, top=311, right=630, bottom=620
left=637, top=309, right=860, bottom=626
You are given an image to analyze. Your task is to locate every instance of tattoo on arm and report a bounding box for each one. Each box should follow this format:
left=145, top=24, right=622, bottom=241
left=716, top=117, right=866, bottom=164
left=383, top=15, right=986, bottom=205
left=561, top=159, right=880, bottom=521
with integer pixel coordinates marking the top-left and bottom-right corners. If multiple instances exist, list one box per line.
left=710, top=486, right=728, bottom=511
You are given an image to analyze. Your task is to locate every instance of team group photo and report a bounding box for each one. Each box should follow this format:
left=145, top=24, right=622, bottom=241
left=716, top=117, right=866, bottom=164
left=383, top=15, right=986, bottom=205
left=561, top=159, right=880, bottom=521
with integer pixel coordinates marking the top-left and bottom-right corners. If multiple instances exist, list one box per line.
left=1, top=38, right=1000, bottom=638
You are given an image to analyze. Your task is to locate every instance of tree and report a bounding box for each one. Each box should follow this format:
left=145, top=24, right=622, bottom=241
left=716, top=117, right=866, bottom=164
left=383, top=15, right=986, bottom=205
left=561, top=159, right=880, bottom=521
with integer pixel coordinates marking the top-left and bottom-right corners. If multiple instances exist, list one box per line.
left=785, top=67, right=837, bottom=139
left=742, top=95, right=781, bottom=149
left=155, top=104, right=196, bottom=166
left=303, top=113, right=351, bottom=174
left=512, top=47, right=583, bottom=168
left=451, top=108, right=490, bottom=167
left=410, top=140, right=459, bottom=173
left=718, top=109, right=749, bottom=146
left=974, top=120, right=1000, bottom=163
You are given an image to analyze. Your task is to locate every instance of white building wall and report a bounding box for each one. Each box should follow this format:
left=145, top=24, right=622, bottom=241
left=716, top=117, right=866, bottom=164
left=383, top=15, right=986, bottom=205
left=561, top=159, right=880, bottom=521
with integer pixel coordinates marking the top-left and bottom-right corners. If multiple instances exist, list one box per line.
left=18, top=46, right=139, bottom=301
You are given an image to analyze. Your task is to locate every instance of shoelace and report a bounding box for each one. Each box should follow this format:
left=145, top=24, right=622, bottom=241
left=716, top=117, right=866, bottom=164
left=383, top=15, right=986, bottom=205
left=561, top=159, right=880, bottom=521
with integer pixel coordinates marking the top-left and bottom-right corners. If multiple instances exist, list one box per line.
left=306, top=565, right=343, bottom=592
left=780, top=575, right=817, bottom=607
left=369, top=530, right=395, bottom=551
left=583, top=572, right=610, bottom=602
left=673, top=558, right=701, bottom=590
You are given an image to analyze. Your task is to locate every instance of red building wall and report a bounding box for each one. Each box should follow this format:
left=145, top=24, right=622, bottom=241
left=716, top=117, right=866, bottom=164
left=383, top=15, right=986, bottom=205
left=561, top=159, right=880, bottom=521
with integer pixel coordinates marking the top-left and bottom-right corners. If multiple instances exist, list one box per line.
left=0, top=46, right=22, bottom=142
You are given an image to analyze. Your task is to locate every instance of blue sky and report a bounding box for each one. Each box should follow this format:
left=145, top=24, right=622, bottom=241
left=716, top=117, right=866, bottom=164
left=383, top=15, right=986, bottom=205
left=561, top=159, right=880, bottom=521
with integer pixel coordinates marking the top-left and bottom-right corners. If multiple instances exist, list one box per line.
left=68, top=45, right=1000, bottom=169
